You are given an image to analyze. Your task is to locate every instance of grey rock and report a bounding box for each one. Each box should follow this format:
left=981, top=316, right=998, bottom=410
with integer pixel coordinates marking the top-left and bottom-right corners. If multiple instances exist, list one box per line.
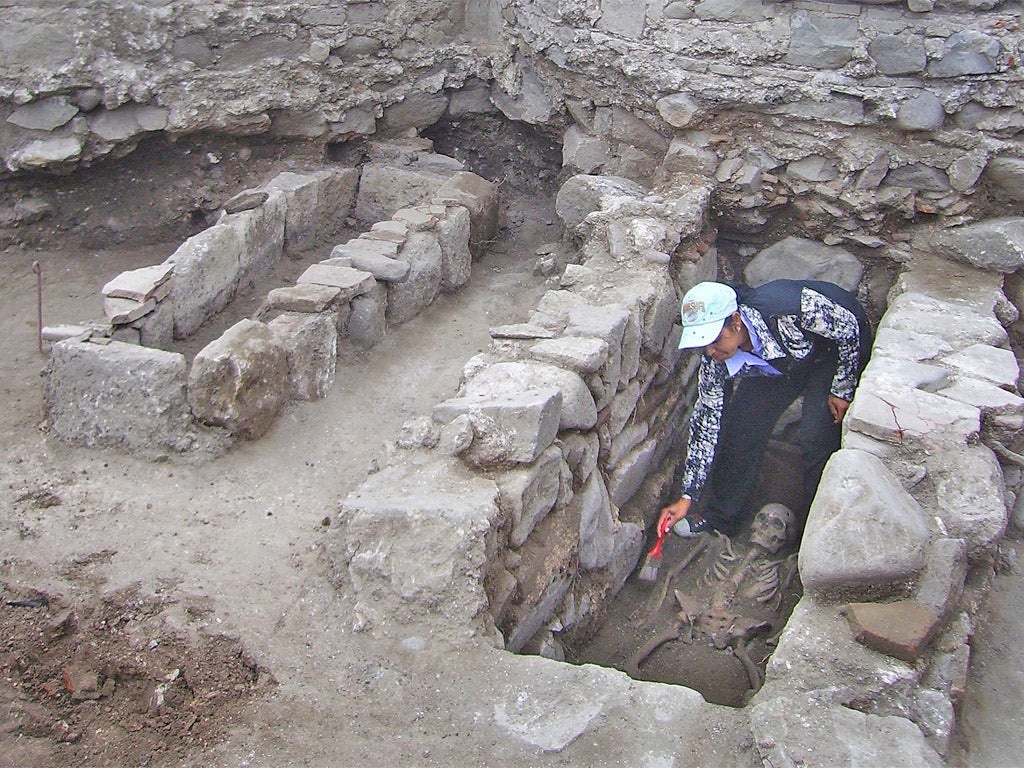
left=924, top=217, right=1024, bottom=273
left=607, top=438, right=657, bottom=508
left=928, top=30, right=1001, bottom=78
left=349, top=251, right=411, bottom=283
left=89, top=104, right=168, bottom=142
left=102, top=263, right=174, bottom=302
left=883, top=164, right=950, bottom=193
left=188, top=320, right=289, bottom=440
left=268, top=312, right=338, bottom=401
left=7, top=96, right=78, bottom=130
left=172, top=35, right=216, bottom=66
left=596, top=0, right=647, bottom=37
left=751, top=692, right=944, bottom=768
left=395, top=416, right=441, bottom=449
left=868, top=34, right=927, bottom=75
left=263, top=283, right=342, bottom=314
left=555, top=175, right=645, bottom=231
left=435, top=204, right=472, bottom=292
left=223, top=188, right=269, bottom=214
left=432, top=171, right=498, bottom=257
left=744, top=236, right=863, bottom=292
left=562, top=125, right=609, bottom=174
left=695, top=0, right=764, bottom=22
left=265, top=169, right=359, bottom=249
left=530, top=336, right=610, bottom=374
left=498, top=446, right=564, bottom=546
left=433, top=388, right=562, bottom=468
left=786, top=155, right=838, bottom=183
left=167, top=224, right=243, bottom=339
left=984, top=157, right=1024, bottom=202
left=332, top=453, right=501, bottom=633
left=786, top=12, right=858, bottom=69
left=897, top=92, right=945, bottom=132
left=463, top=361, right=597, bottom=431
left=5, top=137, right=83, bottom=170
left=298, top=263, right=377, bottom=300
left=927, top=445, right=1007, bottom=559
left=577, top=471, right=616, bottom=570
left=346, top=282, right=387, bottom=351
left=386, top=230, right=442, bottom=325
left=941, top=344, right=1019, bottom=390
left=44, top=339, right=195, bottom=453
left=800, top=449, right=930, bottom=598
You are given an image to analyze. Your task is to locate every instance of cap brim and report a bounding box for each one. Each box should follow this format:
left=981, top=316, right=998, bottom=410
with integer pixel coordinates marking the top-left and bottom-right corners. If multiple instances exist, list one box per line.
left=678, top=321, right=722, bottom=349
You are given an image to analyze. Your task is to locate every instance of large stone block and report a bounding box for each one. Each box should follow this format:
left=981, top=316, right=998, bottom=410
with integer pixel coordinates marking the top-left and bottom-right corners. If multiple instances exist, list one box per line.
left=463, top=361, right=597, bottom=431
left=554, top=175, right=645, bottom=231
left=268, top=311, right=338, bottom=401
left=167, top=223, right=244, bottom=339
left=330, top=453, right=502, bottom=634
left=355, top=162, right=451, bottom=224
left=220, top=190, right=286, bottom=288
left=577, top=471, right=616, bottom=570
left=926, top=445, right=1007, bottom=559
left=432, top=171, right=498, bottom=258
left=345, top=281, right=387, bottom=351
left=188, top=319, right=290, bottom=439
left=433, top=388, right=562, bottom=468
left=800, top=449, right=931, bottom=598
left=922, top=217, right=1024, bottom=274
left=744, top=236, right=863, bottom=292
left=497, top=446, right=565, bottom=547
left=264, top=169, right=359, bottom=248
left=435, top=204, right=472, bottom=291
left=44, top=338, right=195, bottom=452
left=751, top=692, right=943, bottom=768
left=386, top=230, right=442, bottom=325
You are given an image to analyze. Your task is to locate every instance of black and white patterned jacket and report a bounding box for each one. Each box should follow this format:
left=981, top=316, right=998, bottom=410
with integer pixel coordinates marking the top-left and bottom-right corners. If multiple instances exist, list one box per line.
left=680, top=279, right=872, bottom=502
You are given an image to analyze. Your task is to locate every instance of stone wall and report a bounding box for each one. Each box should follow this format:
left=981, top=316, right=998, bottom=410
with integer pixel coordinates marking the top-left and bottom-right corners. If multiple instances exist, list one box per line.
left=503, top=0, right=1024, bottom=249
left=324, top=170, right=717, bottom=644
left=325, top=168, right=1024, bottom=763
left=3, top=1, right=1021, bottom=258
left=43, top=142, right=496, bottom=454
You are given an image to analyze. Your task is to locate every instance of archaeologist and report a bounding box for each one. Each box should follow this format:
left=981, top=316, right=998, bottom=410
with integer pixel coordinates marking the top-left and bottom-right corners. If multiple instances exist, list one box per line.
left=657, top=279, right=872, bottom=539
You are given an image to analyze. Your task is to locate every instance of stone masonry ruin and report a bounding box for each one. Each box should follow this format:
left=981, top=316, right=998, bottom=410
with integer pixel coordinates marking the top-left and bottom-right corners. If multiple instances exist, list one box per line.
left=4, top=0, right=1024, bottom=764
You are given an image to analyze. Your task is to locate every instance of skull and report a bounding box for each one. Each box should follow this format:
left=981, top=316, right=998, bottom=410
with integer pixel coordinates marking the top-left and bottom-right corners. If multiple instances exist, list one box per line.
left=750, top=503, right=794, bottom=554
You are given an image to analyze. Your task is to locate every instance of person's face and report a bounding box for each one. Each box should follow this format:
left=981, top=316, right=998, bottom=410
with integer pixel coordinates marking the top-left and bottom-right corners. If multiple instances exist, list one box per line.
left=704, top=312, right=744, bottom=362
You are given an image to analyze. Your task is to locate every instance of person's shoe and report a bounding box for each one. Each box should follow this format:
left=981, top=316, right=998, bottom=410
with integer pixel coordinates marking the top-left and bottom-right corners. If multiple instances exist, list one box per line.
left=672, top=514, right=708, bottom=538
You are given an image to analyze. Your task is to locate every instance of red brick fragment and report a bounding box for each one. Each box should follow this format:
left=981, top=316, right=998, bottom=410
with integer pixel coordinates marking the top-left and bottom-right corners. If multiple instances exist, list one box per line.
left=844, top=600, right=940, bottom=663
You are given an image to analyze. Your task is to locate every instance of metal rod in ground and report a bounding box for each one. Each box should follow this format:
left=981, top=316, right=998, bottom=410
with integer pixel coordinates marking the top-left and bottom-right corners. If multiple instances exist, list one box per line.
left=33, top=261, right=42, bottom=354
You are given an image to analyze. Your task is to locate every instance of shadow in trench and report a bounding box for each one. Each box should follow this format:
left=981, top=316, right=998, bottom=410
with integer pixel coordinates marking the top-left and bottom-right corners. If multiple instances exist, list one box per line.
left=564, top=438, right=806, bottom=707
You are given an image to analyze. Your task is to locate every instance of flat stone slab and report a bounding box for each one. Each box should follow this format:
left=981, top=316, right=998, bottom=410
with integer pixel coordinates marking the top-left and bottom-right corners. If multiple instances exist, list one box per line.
left=102, top=262, right=174, bottom=302
left=941, top=343, right=1019, bottom=390
left=490, top=324, right=557, bottom=340
left=530, top=336, right=610, bottom=374
left=297, top=263, right=376, bottom=300
left=751, top=692, right=944, bottom=768
left=103, top=296, right=157, bottom=324
left=263, top=283, right=342, bottom=313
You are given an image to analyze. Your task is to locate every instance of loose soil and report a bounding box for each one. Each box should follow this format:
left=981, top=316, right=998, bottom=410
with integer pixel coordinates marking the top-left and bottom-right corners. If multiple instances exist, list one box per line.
left=1, top=121, right=1022, bottom=766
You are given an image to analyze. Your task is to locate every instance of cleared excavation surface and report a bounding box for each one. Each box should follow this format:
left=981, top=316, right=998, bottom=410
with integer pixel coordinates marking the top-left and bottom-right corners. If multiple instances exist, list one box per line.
left=2, top=130, right=1023, bottom=767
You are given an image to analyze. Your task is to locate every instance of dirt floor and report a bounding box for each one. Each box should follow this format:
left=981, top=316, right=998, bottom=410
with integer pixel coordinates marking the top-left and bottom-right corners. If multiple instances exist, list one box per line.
left=1, top=127, right=1023, bottom=766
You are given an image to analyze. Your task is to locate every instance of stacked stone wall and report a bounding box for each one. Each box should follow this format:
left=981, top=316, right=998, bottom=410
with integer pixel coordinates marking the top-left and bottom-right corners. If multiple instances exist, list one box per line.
left=43, top=143, right=496, bottom=454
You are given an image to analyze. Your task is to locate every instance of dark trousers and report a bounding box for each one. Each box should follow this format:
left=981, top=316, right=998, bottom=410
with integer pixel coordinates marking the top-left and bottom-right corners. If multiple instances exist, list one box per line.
left=700, top=352, right=841, bottom=536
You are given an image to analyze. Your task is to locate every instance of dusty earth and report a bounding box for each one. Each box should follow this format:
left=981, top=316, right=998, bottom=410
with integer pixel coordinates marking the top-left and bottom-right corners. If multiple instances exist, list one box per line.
left=0, top=124, right=1022, bottom=767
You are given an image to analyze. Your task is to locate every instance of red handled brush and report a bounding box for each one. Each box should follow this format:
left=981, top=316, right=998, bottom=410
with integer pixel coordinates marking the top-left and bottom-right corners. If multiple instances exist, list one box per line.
left=638, top=516, right=671, bottom=583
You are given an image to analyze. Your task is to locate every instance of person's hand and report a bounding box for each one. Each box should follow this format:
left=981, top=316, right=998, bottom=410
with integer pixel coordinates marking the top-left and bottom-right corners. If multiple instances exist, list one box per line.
left=657, top=497, right=692, bottom=536
left=828, top=394, right=851, bottom=424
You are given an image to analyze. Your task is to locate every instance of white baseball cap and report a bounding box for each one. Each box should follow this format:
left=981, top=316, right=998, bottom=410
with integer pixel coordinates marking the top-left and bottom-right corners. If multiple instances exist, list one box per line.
left=678, top=282, right=738, bottom=349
